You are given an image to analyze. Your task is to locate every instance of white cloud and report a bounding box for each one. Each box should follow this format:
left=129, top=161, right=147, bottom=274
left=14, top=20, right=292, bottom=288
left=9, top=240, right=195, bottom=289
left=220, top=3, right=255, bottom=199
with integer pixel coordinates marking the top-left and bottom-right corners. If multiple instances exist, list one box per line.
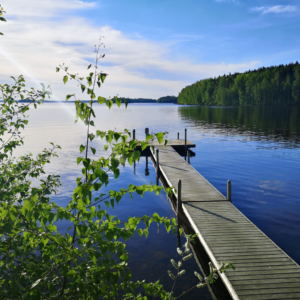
left=251, top=5, right=297, bottom=14
left=7, top=0, right=97, bottom=17
left=0, top=0, right=259, bottom=99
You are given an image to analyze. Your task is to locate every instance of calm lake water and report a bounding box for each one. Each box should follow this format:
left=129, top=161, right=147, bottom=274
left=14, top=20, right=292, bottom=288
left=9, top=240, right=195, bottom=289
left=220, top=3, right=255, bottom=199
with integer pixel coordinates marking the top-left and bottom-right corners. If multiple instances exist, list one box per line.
left=15, top=103, right=300, bottom=299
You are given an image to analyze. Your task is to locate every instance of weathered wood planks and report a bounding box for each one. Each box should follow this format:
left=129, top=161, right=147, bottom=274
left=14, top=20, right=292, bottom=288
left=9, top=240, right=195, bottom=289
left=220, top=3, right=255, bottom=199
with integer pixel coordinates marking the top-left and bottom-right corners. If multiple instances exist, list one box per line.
left=151, top=145, right=300, bottom=300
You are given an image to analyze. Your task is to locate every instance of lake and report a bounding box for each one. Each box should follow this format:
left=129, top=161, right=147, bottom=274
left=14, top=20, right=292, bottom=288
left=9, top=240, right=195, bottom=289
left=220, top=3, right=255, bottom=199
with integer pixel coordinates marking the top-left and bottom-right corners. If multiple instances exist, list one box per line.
left=15, top=103, right=300, bottom=299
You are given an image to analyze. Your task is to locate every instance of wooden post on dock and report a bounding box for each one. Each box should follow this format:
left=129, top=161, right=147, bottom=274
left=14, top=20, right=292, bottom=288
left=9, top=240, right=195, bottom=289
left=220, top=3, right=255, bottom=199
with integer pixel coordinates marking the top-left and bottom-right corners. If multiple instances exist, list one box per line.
left=187, top=150, right=190, bottom=164
left=184, top=129, right=187, bottom=160
left=133, top=129, right=136, bottom=140
left=176, top=180, right=182, bottom=247
left=185, top=128, right=187, bottom=159
left=156, top=149, right=159, bottom=176
left=227, top=180, right=231, bottom=202
left=177, top=179, right=183, bottom=214
left=177, top=132, right=179, bottom=140
left=145, top=128, right=149, bottom=139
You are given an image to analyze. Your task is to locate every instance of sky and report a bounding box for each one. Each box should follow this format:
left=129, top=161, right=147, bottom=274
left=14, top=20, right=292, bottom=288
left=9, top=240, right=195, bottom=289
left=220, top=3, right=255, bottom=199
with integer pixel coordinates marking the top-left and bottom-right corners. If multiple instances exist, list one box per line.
left=0, top=0, right=300, bottom=100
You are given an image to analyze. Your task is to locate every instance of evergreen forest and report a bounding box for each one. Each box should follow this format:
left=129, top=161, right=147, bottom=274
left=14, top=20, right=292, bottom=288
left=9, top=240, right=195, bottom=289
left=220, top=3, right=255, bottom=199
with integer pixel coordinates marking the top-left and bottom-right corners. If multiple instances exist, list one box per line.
left=178, top=62, right=300, bottom=106
left=157, top=96, right=178, bottom=103
left=119, top=97, right=156, bottom=103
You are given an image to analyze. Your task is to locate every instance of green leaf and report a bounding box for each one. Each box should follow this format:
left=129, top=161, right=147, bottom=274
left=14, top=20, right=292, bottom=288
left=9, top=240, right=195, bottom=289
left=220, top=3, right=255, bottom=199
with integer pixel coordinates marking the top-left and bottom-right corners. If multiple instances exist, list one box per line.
left=113, top=133, right=121, bottom=142
left=63, top=75, right=68, bottom=84
left=81, top=85, right=86, bottom=93
left=96, top=130, right=106, bottom=139
left=0, top=32, right=3, bottom=36
left=66, top=94, right=73, bottom=101
left=97, top=96, right=106, bottom=105
left=24, top=200, right=33, bottom=211
left=106, top=134, right=113, bottom=144
left=67, top=270, right=76, bottom=277
left=103, top=145, right=109, bottom=151
left=111, top=157, right=119, bottom=169
left=100, top=73, right=107, bottom=83
left=146, top=134, right=153, bottom=142
left=88, top=133, right=95, bottom=141
left=155, top=132, right=164, bottom=144
left=106, top=100, right=113, bottom=109
left=77, top=157, right=83, bottom=165
left=87, top=64, right=92, bottom=69
left=0, top=17, right=6, bottom=22
left=164, top=139, right=168, bottom=148
left=80, top=145, right=85, bottom=153
left=114, top=96, right=121, bottom=107
left=82, top=158, right=91, bottom=168
left=56, top=67, right=60, bottom=72
left=91, top=147, right=96, bottom=155
left=141, top=142, right=149, bottom=151
left=133, top=151, right=140, bottom=161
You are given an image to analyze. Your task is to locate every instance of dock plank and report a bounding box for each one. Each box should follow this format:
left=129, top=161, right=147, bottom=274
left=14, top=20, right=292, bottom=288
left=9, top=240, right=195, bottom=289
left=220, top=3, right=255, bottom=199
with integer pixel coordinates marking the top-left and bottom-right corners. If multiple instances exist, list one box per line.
left=151, top=145, right=300, bottom=300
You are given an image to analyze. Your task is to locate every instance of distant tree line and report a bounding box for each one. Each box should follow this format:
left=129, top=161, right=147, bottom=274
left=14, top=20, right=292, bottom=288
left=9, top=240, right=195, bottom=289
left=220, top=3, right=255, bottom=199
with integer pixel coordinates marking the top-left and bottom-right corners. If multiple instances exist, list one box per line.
left=178, top=62, right=300, bottom=106
left=119, top=97, right=156, bottom=103
left=157, top=96, right=177, bottom=103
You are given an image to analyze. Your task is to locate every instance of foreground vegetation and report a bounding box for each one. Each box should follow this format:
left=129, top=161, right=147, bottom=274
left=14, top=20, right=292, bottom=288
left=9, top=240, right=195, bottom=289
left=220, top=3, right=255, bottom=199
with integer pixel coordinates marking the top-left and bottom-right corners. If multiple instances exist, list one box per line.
left=0, top=7, right=233, bottom=299
left=178, top=62, right=300, bottom=106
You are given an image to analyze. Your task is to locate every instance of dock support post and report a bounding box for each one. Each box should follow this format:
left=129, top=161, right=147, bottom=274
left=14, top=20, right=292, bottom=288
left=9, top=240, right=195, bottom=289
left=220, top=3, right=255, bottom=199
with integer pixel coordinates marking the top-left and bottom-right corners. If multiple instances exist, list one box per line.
left=133, top=129, right=135, bottom=140
left=227, top=180, right=231, bottom=202
left=145, top=128, right=149, bottom=139
left=156, top=149, right=159, bottom=176
left=177, top=179, right=182, bottom=215
left=177, top=132, right=179, bottom=140
left=184, top=128, right=187, bottom=159
left=187, top=150, right=190, bottom=164
left=156, top=149, right=160, bottom=185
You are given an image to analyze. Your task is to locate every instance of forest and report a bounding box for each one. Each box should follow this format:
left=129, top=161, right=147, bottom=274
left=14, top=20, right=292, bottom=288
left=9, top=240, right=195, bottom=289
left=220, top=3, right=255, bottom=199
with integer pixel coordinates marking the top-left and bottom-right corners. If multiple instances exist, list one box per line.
left=178, top=62, right=300, bottom=106
left=119, top=97, right=156, bottom=103
left=157, top=96, right=177, bottom=103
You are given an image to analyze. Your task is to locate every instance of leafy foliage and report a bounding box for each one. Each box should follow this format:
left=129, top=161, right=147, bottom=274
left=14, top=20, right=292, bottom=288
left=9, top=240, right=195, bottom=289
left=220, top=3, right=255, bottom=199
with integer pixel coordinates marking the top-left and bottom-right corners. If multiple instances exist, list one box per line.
left=1, top=10, right=235, bottom=299
left=0, top=39, right=178, bottom=299
left=167, top=235, right=234, bottom=300
left=0, top=4, right=6, bottom=36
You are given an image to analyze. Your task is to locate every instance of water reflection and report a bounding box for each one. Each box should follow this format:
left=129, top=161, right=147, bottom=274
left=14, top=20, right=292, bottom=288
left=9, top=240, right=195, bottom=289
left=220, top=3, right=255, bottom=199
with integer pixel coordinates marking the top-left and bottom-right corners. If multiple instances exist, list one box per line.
left=179, top=105, right=300, bottom=147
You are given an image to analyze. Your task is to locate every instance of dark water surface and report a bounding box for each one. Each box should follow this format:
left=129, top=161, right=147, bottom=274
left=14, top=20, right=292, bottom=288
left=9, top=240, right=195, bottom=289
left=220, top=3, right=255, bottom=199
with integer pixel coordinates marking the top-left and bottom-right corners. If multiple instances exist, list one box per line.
left=17, top=103, right=300, bottom=299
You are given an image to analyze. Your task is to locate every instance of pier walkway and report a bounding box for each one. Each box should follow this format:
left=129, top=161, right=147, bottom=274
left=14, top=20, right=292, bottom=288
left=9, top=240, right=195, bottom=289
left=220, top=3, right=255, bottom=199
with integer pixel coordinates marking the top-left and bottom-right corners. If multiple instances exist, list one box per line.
left=151, top=144, right=300, bottom=300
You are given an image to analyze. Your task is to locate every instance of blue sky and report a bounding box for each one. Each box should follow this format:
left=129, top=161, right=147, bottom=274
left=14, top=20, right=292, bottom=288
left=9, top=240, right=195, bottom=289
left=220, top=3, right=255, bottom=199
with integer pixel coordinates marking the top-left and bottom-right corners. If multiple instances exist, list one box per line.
left=1, top=0, right=299, bottom=99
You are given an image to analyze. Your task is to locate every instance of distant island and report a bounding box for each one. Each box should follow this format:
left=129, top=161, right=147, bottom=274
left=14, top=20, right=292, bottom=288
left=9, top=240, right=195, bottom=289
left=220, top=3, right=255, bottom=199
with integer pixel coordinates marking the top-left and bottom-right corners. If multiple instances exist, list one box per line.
left=119, top=97, right=156, bottom=103
left=157, top=96, right=177, bottom=103
left=118, top=96, right=177, bottom=103
left=178, top=62, right=300, bottom=106
left=13, top=96, right=178, bottom=104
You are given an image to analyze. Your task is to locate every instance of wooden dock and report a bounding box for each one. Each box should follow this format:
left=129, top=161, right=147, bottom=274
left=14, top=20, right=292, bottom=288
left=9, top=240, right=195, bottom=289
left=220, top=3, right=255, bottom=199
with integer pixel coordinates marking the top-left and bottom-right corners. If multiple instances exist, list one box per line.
left=137, top=139, right=195, bottom=156
left=150, top=143, right=300, bottom=300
